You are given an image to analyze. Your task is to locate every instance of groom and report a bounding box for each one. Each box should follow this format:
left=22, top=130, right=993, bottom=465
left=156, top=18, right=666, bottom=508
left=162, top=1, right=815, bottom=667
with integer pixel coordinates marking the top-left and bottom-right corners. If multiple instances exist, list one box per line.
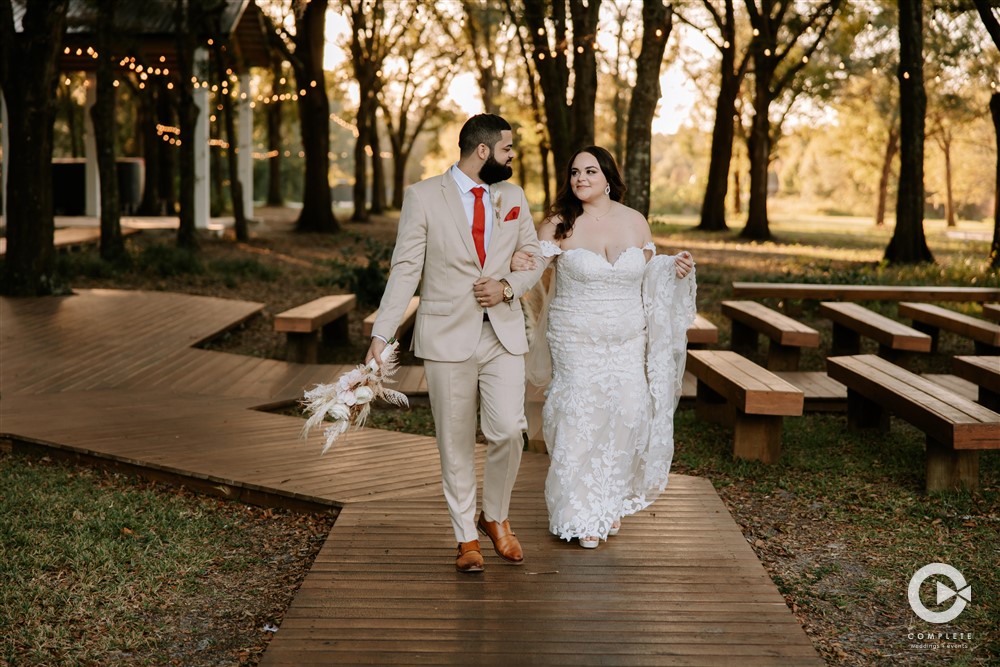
left=366, top=114, right=544, bottom=573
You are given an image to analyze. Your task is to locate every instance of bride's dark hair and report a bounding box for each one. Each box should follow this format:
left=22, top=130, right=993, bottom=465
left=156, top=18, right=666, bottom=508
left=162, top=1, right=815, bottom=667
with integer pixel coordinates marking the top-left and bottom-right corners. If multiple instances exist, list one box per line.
left=545, top=146, right=627, bottom=240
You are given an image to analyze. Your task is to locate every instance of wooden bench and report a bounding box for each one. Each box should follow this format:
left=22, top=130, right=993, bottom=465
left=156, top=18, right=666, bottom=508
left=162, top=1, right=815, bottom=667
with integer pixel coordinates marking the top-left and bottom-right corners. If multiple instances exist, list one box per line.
left=827, top=354, right=1000, bottom=492
left=952, top=356, right=1000, bottom=412
left=732, top=282, right=1000, bottom=303
left=820, top=301, right=931, bottom=366
left=362, top=296, right=420, bottom=344
left=721, top=300, right=820, bottom=371
left=687, top=314, right=719, bottom=348
left=686, top=350, right=804, bottom=464
left=274, top=294, right=356, bottom=363
left=983, top=303, right=1000, bottom=323
left=898, top=302, right=1000, bottom=355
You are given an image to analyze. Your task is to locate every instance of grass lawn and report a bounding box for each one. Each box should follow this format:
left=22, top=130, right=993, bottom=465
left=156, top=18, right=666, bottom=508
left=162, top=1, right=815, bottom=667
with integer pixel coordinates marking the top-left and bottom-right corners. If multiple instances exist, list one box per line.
left=3, top=207, right=998, bottom=665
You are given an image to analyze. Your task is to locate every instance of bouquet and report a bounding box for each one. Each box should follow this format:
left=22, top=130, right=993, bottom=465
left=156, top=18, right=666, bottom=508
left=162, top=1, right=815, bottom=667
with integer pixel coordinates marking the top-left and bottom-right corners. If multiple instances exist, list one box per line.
left=301, top=338, right=409, bottom=454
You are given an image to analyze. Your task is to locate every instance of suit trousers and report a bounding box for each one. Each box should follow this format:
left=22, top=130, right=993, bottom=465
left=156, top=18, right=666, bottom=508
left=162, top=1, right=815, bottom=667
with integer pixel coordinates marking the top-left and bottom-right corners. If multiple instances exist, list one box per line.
left=423, top=321, right=527, bottom=543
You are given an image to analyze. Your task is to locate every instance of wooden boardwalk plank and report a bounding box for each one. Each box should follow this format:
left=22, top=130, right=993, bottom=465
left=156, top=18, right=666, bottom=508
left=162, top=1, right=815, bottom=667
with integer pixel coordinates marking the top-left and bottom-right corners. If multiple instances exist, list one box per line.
left=260, top=470, right=822, bottom=666
left=1, top=289, right=823, bottom=665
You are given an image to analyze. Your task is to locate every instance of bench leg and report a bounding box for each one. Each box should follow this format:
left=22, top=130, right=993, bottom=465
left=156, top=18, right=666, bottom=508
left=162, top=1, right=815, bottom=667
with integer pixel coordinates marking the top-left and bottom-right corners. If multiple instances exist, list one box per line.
left=321, top=316, right=350, bottom=347
left=733, top=413, right=783, bottom=464
left=846, top=388, right=889, bottom=431
left=286, top=332, right=319, bottom=364
left=730, top=321, right=759, bottom=359
left=695, top=380, right=734, bottom=427
left=831, top=323, right=861, bottom=357
left=911, top=321, right=939, bottom=353
left=766, top=343, right=801, bottom=371
left=925, top=437, right=979, bottom=492
left=973, top=341, right=1000, bottom=355
left=980, top=388, right=1000, bottom=412
left=878, top=346, right=914, bottom=371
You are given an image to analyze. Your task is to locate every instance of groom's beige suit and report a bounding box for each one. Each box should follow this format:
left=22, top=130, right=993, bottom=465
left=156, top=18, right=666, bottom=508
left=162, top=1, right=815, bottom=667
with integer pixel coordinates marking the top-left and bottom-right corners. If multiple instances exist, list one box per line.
left=371, top=167, right=544, bottom=543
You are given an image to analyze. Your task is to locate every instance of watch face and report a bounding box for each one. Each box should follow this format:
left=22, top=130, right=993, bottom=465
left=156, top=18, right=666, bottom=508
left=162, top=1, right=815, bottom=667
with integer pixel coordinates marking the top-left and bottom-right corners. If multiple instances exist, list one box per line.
left=504, top=286, right=513, bottom=298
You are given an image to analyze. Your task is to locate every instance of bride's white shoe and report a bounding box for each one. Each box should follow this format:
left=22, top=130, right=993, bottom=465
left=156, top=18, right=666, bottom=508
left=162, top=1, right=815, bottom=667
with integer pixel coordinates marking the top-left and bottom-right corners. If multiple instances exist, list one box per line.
left=579, top=536, right=600, bottom=549
left=608, top=521, right=621, bottom=537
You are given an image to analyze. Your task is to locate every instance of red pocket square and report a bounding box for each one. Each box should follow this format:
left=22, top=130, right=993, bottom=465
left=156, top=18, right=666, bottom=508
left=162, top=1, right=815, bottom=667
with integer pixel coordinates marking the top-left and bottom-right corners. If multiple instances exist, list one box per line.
left=504, top=206, right=521, bottom=222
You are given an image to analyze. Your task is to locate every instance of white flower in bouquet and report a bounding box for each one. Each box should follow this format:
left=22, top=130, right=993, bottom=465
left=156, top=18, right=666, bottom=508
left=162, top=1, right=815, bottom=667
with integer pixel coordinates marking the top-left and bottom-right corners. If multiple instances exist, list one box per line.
left=301, top=338, right=410, bottom=454
left=354, top=386, right=375, bottom=404
left=328, top=403, right=351, bottom=421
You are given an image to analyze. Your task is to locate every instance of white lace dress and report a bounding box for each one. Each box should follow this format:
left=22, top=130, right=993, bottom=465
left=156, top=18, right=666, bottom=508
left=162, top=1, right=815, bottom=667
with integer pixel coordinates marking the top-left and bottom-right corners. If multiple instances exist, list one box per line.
left=538, top=240, right=697, bottom=541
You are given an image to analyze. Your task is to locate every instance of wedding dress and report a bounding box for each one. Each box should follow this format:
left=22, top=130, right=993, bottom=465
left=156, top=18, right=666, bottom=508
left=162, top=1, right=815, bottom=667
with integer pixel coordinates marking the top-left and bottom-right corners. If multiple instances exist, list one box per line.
left=533, top=240, right=696, bottom=541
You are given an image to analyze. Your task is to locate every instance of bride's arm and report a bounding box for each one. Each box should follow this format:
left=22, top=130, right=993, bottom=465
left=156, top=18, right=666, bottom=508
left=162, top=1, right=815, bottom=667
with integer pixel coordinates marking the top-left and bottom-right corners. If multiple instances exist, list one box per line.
left=636, top=211, right=693, bottom=278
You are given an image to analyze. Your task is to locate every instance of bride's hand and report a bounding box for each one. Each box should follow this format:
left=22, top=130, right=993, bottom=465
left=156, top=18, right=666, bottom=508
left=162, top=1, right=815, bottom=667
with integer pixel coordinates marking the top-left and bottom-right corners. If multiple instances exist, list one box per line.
left=510, top=250, right=536, bottom=272
left=675, top=251, right=694, bottom=278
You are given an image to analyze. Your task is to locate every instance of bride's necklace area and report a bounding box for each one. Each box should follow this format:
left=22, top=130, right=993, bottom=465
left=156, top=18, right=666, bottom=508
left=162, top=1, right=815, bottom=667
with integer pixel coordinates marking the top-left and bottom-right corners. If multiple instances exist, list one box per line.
left=584, top=199, right=613, bottom=222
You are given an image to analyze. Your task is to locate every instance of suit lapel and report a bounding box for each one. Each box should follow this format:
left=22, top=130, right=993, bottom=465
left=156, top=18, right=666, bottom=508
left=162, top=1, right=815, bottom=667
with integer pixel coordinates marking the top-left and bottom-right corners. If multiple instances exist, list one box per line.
left=484, top=181, right=508, bottom=260
left=441, top=170, right=479, bottom=263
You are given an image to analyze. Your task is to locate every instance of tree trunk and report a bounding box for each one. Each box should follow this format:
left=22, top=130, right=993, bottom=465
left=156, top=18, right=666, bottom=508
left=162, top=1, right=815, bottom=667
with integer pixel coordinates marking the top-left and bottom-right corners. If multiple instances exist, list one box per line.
left=742, top=53, right=773, bottom=241
left=506, top=0, right=550, bottom=207
left=875, top=127, right=898, bottom=226
left=293, top=0, right=337, bottom=233
left=613, top=86, right=626, bottom=169
left=990, top=93, right=1000, bottom=268
left=210, top=118, right=224, bottom=215
left=699, top=73, right=740, bottom=231
left=699, top=0, right=742, bottom=232
left=214, top=47, right=248, bottom=241
left=972, top=1, right=1000, bottom=266
left=61, top=84, right=83, bottom=157
left=885, top=0, right=933, bottom=264
left=624, top=0, right=672, bottom=219
left=370, top=120, right=386, bottom=215
left=92, top=0, right=125, bottom=261
left=158, top=82, right=177, bottom=214
left=391, top=148, right=408, bottom=210
left=521, top=0, right=572, bottom=173
left=266, top=64, right=284, bottom=206
left=569, top=0, right=600, bottom=150
left=733, top=168, right=742, bottom=214
left=942, top=135, right=955, bottom=228
left=352, top=99, right=372, bottom=221
left=174, top=0, right=199, bottom=249
left=0, top=0, right=68, bottom=296
left=137, top=86, right=163, bottom=215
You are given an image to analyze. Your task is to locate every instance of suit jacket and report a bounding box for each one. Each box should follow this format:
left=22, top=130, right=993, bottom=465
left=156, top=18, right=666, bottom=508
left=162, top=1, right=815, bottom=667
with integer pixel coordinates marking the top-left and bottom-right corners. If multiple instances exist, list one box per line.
left=372, top=169, right=544, bottom=362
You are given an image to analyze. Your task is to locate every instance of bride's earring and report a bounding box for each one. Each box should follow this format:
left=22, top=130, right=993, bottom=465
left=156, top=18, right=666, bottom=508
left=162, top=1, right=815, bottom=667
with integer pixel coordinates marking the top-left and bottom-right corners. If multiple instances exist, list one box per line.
left=604, top=185, right=611, bottom=196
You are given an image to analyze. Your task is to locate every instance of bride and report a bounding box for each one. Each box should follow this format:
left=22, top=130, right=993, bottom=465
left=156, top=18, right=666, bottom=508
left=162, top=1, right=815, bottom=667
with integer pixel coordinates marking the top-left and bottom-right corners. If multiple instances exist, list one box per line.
left=517, top=146, right=696, bottom=548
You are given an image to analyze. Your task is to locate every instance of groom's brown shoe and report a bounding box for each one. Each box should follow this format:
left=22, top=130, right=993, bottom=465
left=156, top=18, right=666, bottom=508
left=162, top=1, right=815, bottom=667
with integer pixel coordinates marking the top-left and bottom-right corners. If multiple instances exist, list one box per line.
left=456, top=540, right=485, bottom=573
left=477, top=511, right=524, bottom=564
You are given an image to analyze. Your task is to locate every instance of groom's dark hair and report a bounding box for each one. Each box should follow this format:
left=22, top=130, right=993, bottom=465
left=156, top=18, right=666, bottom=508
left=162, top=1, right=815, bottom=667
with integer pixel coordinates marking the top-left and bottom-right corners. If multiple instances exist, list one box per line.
left=458, top=114, right=511, bottom=157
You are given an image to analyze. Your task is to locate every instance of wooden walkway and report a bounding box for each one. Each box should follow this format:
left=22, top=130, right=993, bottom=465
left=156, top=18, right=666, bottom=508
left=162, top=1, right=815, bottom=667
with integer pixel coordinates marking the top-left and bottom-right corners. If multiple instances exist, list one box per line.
left=0, top=289, right=823, bottom=665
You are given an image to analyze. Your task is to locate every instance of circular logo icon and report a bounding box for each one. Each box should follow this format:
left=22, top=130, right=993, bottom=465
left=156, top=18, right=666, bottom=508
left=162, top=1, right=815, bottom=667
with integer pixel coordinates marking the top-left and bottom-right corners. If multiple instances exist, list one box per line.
left=908, top=563, right=971, bottom=624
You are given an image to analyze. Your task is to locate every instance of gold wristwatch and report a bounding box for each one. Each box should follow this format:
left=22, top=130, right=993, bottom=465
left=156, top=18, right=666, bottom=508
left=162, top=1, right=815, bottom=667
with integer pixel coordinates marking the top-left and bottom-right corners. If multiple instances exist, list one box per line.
left=500, top=279, right=514, bottom=303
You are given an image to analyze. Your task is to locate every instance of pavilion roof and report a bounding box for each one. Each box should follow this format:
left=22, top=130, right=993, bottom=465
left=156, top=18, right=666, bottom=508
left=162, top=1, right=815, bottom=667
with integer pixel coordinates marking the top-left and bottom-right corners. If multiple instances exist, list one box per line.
left=13, top=0, right=271, bottom=71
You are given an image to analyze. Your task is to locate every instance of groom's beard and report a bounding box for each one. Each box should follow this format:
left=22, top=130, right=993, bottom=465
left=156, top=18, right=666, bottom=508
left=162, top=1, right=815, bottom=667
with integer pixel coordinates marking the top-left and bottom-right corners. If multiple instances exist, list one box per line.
left=478, top=153, right=513, bottom=185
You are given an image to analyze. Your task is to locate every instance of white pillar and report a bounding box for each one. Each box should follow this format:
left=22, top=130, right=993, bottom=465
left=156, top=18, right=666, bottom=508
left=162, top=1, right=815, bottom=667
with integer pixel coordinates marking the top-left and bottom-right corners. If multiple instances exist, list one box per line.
left=84, top=73, right=100, bottom=217
left=238, top=73, right=253, bottom=219
left=1, top=89, right=8, bottom=224
left=193, top=47, right=210, bottom=229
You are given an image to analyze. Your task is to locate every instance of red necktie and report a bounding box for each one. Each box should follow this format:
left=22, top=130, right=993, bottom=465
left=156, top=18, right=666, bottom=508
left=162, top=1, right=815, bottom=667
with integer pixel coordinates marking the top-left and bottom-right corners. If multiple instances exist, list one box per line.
left=471, top=186, right=486, bottom=267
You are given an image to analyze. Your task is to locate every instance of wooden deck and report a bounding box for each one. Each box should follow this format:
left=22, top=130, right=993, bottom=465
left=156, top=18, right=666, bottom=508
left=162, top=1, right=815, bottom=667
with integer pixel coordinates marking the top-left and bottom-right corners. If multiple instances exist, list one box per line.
left=0, top=226, right=141, bottom=256
left=0, top=289, right=823, bottom=665
left=260, top=469, right=823, bottom=667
